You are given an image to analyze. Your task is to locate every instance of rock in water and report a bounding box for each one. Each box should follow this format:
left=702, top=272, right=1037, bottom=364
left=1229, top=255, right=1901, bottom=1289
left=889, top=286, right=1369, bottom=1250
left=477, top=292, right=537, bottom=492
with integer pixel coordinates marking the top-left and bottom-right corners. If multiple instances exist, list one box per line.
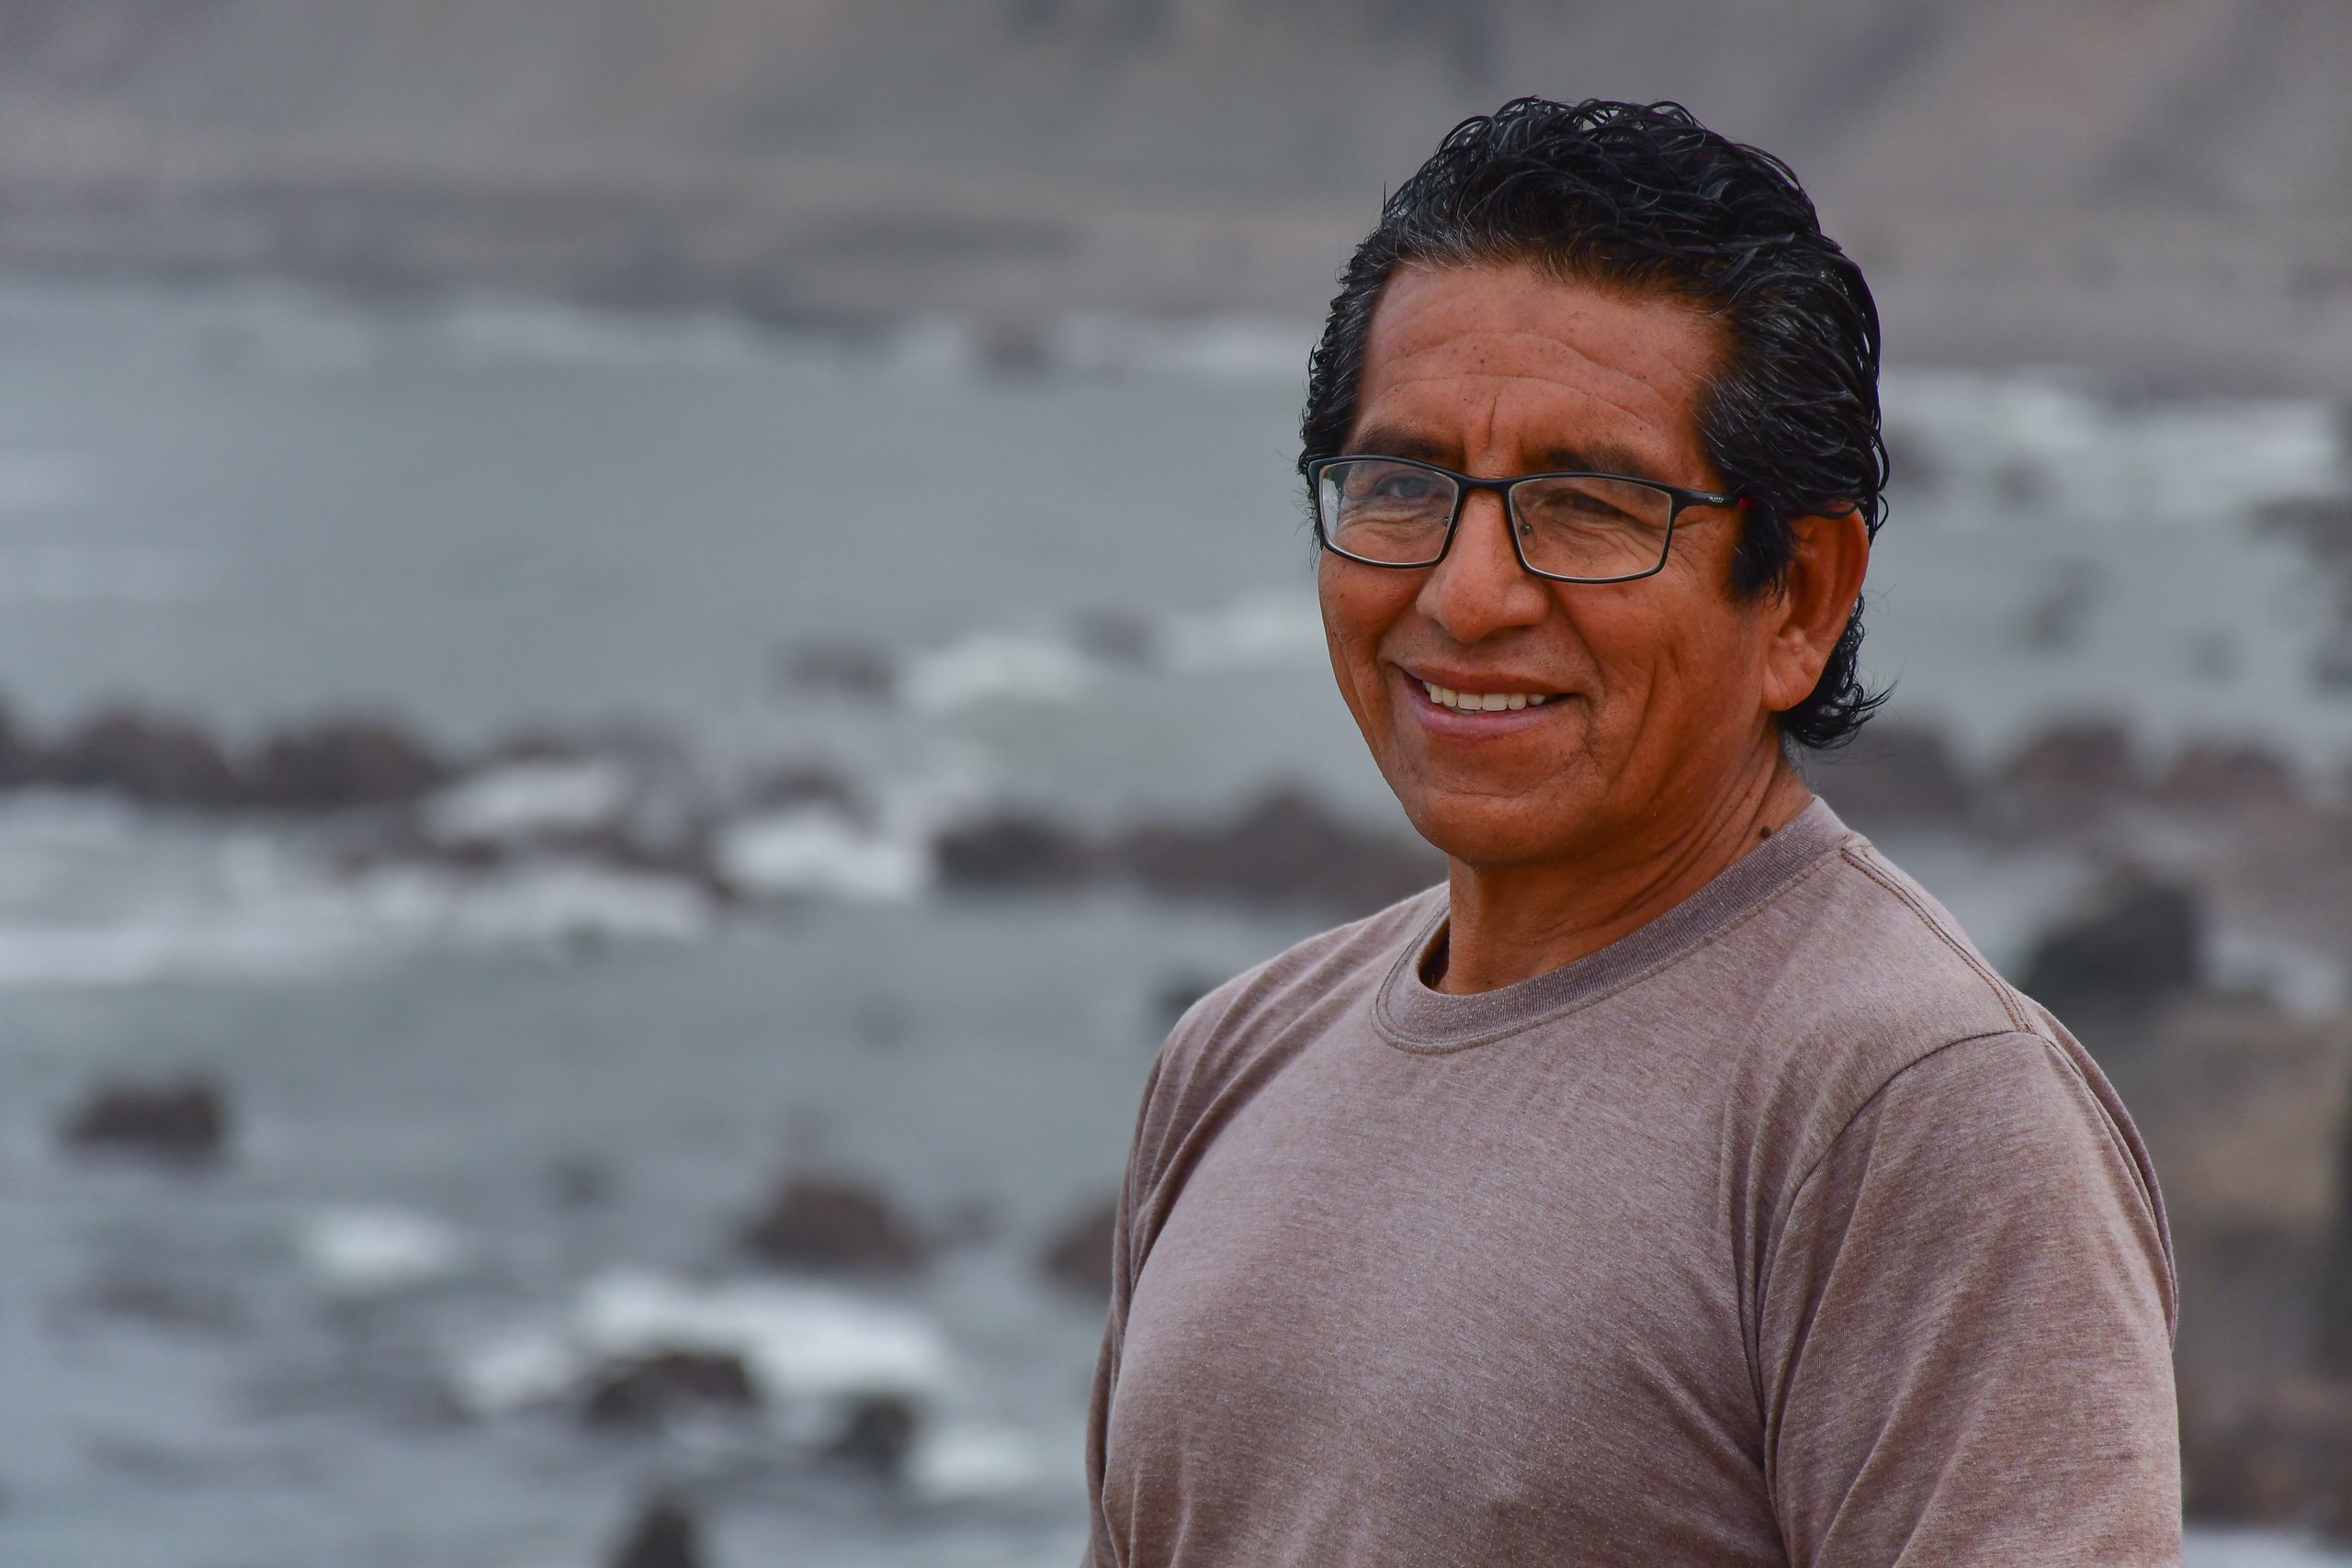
left=1804, top=723, right=1976, bottom=828
left=606, top=1494, right=701, bottom=1568
left=2002, top=721, right=2142, bottom=830
left=244, top=717, right=448, bottom=809
left=933, top=813, right=1097, bottom=890
left=826, top=1394, right=918, bottom=1480
left=739, top=1176, right=925, bottom=1273
left=582, top=1351, right=760, bottom=1430
left=1041, top=1198, right=1118, bottom=1299
left=2018, top=876, right=2204, bottom=1039
left=40, top=708, right=243, bottom=809
left=61, top=1077, right=229, bottom=1165
left=1113, top=789, right=1442, bottom=915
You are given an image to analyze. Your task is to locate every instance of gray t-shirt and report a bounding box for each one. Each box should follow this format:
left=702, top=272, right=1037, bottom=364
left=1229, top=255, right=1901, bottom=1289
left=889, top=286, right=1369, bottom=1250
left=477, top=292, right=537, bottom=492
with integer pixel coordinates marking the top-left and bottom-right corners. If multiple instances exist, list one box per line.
left=1085, top=799, right=2178, bottom=1566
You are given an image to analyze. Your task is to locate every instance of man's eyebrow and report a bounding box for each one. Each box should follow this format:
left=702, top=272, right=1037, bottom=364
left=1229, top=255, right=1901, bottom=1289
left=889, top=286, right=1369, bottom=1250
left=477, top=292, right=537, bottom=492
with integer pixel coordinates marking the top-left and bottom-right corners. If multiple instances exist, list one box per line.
left=1345, top=425, right=1455, bottom=464
left=1529, top=442, right=1660, bottom=480
left=1348, top=426, right=1667, bottom=482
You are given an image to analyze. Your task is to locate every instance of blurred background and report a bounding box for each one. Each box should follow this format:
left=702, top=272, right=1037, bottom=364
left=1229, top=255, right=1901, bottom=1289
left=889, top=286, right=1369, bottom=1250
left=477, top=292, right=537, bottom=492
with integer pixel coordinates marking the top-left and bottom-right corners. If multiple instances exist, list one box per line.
left=1, top=3, right=2349, bottom=1564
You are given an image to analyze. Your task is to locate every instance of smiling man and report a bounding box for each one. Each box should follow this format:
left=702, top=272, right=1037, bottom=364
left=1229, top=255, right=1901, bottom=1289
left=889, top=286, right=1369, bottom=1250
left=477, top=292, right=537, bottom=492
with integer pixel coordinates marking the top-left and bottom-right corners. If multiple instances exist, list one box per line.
left=1081, top=99, right=2179, bottom=1566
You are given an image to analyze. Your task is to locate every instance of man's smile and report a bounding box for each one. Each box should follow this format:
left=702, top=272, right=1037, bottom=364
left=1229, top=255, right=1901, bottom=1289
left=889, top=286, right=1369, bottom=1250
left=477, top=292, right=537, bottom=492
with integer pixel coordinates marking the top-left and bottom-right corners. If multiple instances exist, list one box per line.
left=1396, top=664, right=1572, bottom=731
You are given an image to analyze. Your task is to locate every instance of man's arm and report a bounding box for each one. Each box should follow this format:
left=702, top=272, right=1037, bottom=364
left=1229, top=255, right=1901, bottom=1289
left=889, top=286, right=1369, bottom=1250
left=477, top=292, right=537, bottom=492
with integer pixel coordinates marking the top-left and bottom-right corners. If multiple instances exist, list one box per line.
left=1081, top=1051, right=1167, bottom=1568
left=1759, top=1031, right=2179, bottom=1564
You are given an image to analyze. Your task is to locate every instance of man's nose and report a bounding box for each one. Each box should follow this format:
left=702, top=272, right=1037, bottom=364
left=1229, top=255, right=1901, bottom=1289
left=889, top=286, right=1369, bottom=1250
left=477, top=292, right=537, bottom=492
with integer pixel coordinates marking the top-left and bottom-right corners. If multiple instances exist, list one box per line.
left=1416, top=490, right=1551, bottom=642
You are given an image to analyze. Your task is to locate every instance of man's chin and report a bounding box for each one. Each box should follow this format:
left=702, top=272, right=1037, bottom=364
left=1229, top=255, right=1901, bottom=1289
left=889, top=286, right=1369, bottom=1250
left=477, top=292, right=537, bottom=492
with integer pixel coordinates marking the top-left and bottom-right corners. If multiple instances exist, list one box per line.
left=1398, top=792, right=1600, bottom=871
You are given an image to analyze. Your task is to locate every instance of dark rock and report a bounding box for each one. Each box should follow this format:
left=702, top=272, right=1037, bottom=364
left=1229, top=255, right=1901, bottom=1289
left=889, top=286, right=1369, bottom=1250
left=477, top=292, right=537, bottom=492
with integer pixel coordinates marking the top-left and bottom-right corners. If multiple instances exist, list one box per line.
left=937, top=792, right=1442, bottom=914
left=1069, top=609, right=1157, bottom=668
left=2180, top=1377, right=2352, bottom=1535
left=741, top=762, right=862, bottom=816
left=2315, top=1102, right=2352, bottom=1379
left=825, top=1394, right=918, bottom=1480
left=75, top=1270, right=244, bottom=1334
left=605, top=1493, right=702, bottom=1568
left=244, top=716, right=448, bottom=810
left=2014, top=560, right=2098, bottom=652
left=1041, top=1198, right=1118, bottom=1299
left=0, top=700, right=38, bottom=789
left=1806, top=723, right=1976, bottom=828
left=740, top=1176, right=924, bottom=1273
left=582, top=1350, right=760, bottom=1430
left=60, top=1077, right=229, bottom=1165
left=779, top=639, right=898, bottom=700
left=2018, top=875, right=2204, bottom=1034
left=933, top=813, right=1098, bottom=890
left=549, top=1156, right=615, bottom=1209
left=2002, top=720, right=2142, bottom=829
left=40, top=707, right=243, bottom=808
left=2150, top=742, right=2302, bottom=817
left=1114, top=789, right=1442, bottom=915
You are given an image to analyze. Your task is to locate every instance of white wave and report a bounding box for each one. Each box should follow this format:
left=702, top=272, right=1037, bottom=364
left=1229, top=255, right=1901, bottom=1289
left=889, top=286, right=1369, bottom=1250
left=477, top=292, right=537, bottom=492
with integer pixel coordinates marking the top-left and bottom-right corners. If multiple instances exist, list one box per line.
left=1160, top=591, right=1328, bottom=673
left=880, top=316, right=986, bottom=379
left=2211, top=929, right=2348, bottom=1018
left=447, top=1327, right=587, bottom=1416
left=349, top=861, right=717, bottom=945
left=423, top=760, right=635, bottom=842
left=298, top=1206, right=469, bottom=1297
left=906, top=1419, right=1052, bottom=1502
left=451, top=1268, right=956, bottom=1416
left=1883, top=370, right=2344, bottom=526
left=715, top=808, right=931, bottom=903
left=0, top=795, right=714, bottom=989
left=901, top=631, right=1098, bottom=712
left=428, top=299, right=779, bottom=375
left=0, top=914, right=373, bottom=988
left=575, top=1269, right=951, bottom=1404
left=2186, top=1529, right=2352, bottom=1566
left=1047, top=315, right=1313, bottom=380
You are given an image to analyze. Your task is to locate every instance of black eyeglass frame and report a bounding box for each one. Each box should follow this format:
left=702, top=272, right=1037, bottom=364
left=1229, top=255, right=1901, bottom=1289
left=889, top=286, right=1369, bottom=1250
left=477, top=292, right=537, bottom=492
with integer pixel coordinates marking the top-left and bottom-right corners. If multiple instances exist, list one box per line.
left=1306, top=454, right=1743, bottom=585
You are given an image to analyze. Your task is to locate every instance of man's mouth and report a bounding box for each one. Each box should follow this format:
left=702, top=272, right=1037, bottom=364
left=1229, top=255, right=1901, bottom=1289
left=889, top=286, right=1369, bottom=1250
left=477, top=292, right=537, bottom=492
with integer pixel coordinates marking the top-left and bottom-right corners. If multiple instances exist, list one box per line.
left=1417, top=679, right=1555, bottom=713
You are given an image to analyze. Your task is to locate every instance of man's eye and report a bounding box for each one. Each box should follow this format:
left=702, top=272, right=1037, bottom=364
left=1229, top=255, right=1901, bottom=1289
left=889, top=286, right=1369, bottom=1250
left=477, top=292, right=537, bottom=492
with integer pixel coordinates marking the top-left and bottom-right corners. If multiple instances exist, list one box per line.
left=1367, top=475, right=1439, bottom=502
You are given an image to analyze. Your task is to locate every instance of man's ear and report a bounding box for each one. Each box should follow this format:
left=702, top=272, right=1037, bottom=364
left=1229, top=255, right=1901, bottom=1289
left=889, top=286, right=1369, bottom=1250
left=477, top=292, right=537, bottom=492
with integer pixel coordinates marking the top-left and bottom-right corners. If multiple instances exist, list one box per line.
left=1760, top=509, right=1871, bottom=715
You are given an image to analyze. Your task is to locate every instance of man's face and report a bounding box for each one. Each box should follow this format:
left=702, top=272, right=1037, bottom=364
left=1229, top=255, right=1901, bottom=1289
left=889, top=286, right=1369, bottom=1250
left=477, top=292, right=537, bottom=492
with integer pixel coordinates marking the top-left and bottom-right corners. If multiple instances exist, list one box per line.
left=1318, top=261, right=1788, bottom=869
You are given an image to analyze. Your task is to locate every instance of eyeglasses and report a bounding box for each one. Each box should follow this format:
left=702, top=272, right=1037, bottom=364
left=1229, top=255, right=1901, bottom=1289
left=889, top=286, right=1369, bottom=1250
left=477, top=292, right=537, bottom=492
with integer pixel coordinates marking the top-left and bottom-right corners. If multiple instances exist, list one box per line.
left=1307, top=455, right=1740, bottom=584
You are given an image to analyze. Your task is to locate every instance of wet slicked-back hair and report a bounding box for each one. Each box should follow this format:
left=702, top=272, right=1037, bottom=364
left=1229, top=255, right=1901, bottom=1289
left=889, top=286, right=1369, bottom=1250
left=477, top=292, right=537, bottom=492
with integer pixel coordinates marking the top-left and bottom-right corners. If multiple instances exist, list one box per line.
left=1301, top=96, right=1887, bottom=750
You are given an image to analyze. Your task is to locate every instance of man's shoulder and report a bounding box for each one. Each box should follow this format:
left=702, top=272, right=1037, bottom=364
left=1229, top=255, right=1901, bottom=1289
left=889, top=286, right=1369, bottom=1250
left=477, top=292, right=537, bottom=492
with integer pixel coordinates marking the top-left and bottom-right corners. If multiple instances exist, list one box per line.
left=1152, top=882, right=1445, bottom=1093
left=1728, top=829, right=2143, bottom=1196
left=1759, top=832, right=2036, bottom=1043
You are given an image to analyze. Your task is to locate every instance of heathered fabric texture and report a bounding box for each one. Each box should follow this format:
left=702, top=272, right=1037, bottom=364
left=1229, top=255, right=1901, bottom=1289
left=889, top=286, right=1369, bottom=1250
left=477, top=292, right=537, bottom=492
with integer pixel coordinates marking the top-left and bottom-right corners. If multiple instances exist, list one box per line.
left=1085, top=800, right=2179, bottom=1566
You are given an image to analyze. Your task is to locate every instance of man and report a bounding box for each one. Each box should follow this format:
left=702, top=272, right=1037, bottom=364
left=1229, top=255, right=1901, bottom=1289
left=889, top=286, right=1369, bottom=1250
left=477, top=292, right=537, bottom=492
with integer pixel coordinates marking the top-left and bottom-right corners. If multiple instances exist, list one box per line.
left=1083, top=98, right=2177, bottom=1565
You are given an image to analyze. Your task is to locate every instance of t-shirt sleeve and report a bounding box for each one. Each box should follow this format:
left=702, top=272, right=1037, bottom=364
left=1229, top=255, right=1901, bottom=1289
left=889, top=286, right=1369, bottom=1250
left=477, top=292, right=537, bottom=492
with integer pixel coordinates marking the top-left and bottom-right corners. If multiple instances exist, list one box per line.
left=1081, top=1048, right=1169, bottom=1568
left=1758, top=1031, right=2179, bottom=1566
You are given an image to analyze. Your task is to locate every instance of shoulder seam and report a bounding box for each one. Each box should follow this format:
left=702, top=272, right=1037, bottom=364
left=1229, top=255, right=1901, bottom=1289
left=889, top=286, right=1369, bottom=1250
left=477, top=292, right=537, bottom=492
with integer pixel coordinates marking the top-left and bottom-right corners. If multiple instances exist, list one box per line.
left=1839, top=845, right=2030, bottom=1032
left=1764, top=1026, right=2031, bottom=1290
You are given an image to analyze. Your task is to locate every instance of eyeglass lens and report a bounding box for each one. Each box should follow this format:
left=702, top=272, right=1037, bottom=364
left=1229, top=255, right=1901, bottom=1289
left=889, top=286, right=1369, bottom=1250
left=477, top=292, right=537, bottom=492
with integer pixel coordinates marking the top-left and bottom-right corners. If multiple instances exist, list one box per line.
left=1317, top=458, right=1674, bottom=581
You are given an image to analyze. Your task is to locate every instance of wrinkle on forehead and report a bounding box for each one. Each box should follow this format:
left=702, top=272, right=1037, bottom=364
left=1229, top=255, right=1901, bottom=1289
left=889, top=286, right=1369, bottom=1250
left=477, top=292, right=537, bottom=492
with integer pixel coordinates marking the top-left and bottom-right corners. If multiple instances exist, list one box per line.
left=1352, top=263, right=1724, bottom=476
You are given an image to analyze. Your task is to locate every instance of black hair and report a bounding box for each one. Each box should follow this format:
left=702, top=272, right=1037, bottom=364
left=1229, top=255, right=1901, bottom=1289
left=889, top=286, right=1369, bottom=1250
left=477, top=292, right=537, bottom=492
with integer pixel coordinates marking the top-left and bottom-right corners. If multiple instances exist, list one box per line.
left=1300, top=96, right=1888, bottom=750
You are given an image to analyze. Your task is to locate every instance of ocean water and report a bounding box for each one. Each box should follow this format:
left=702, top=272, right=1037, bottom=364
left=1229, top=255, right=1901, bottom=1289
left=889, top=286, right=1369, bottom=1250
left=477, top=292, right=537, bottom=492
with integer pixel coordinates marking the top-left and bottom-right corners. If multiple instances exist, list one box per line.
left=0, top=278, right=2346, bottom=1566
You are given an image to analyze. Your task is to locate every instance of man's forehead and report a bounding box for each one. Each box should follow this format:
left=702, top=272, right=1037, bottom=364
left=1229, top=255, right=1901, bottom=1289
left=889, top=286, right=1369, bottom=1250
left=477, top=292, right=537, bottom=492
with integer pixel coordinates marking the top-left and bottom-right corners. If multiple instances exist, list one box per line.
left=1352, top=263, right=1722, bottom=466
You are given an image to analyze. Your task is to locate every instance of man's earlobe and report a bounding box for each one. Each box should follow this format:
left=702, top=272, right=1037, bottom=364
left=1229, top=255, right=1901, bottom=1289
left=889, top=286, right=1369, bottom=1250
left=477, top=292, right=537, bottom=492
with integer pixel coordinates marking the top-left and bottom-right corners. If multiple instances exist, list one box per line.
left=1762, top=508, right=1871, bottom=713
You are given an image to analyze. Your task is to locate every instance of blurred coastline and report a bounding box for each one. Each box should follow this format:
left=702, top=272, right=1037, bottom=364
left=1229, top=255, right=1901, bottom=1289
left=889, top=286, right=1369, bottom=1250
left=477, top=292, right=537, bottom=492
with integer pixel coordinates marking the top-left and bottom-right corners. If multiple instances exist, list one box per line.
left=6, top=1, right=2352, bottom=391
left=7, top=6, right=2352, bottom=1564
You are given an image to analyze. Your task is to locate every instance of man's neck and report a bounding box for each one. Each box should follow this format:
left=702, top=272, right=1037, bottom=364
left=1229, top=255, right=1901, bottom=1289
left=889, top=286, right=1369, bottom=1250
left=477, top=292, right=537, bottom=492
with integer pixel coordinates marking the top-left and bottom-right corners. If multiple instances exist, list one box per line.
left=1431, top=746, right=1815, bottom=995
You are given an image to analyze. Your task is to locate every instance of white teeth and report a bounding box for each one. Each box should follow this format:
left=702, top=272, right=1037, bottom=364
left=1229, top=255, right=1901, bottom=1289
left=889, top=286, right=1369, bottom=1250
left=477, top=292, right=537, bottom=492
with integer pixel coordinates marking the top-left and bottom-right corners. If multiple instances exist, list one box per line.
left=1419, top=682, right=1553, bottom=712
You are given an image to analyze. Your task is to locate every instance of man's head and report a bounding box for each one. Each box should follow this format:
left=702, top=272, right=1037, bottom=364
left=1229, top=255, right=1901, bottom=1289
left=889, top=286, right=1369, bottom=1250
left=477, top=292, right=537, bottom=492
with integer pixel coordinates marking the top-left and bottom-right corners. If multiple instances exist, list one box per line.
left=1304, top=97, right=1882, bottom=870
